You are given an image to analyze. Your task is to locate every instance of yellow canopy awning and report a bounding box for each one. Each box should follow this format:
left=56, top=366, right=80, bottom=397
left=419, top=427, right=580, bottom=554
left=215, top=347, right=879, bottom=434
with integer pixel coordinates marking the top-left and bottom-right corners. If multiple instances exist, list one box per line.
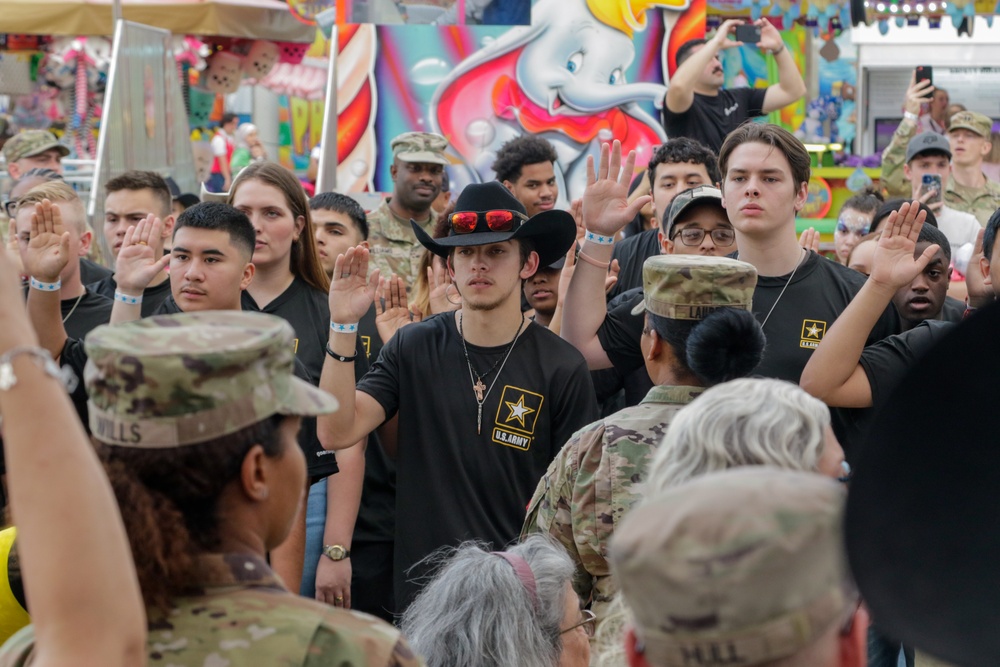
left=2, top=0, right=315, bottom=40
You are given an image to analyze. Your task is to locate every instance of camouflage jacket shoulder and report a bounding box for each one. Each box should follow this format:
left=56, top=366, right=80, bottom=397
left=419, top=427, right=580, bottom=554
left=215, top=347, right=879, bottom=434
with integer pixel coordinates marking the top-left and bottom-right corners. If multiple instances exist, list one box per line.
left=946, top=176, right=1000, bottom=227
left=366, top=198, right=438, bottom=286
left=0, top=553, right=424, bottom=667
left=880, top=119, right=917, bottom=200
left=522, top=385, right=701, bottom=613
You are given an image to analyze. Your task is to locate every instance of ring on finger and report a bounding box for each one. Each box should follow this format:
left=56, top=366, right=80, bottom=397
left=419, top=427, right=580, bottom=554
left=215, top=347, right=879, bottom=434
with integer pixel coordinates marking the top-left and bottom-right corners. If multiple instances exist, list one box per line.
left=137, top=241, right=148, bottom=246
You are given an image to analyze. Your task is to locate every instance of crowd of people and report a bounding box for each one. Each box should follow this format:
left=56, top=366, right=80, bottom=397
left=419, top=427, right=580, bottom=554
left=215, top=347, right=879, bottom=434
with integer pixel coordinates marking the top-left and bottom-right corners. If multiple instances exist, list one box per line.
left=0, top=32, right=996, bottom=667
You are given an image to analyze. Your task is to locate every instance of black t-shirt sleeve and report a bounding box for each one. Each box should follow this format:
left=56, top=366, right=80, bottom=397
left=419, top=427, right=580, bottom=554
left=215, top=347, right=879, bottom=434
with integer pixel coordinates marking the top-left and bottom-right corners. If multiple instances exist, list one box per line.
left=597, top=290, right=645, bottom=375
left=356, top=330, right=402, bottom=421
left=550, top=360, right=599, bottom=450
left=859, top=321, right=951, bottom=408
left=740, top=86, right=767, bottom=117
left=60, top=338, right=91, bottom=432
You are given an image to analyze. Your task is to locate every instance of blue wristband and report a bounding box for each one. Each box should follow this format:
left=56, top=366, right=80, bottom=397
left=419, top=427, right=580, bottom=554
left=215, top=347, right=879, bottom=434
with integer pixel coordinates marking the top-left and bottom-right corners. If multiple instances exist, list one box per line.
left=330, top=321, right=359, bottom=334
left=114, top=290, right=143, bottom=305
left=584, top=230, right=615, bottom=245
left=29, top=277, right=61, bottom=291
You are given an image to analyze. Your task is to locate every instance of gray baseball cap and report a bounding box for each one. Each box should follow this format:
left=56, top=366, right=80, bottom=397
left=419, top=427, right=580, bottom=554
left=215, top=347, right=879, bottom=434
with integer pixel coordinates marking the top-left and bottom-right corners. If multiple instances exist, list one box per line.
left=905, top=132, right=952, bottom=163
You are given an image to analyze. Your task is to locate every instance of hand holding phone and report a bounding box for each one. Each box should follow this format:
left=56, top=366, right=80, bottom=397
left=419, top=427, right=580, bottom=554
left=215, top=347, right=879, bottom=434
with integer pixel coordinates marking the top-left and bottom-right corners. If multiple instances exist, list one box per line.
left=735, top=24, right=762, bottom=43
left=919, top=173, right=943, bottom=207
left=915, top=66, right=933, bottom=88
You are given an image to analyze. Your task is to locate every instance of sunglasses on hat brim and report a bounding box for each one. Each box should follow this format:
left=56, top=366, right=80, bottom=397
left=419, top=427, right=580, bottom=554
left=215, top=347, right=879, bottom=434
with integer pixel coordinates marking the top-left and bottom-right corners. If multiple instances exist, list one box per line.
left=449, top=209, right=528, bottom=235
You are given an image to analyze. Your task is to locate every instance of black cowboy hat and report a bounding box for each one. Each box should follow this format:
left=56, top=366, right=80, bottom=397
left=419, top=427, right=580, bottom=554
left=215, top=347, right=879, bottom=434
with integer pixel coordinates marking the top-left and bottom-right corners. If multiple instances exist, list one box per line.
left=845, top=303, right=1000, bottom=665
left=411, top=181, right=576, bottom=268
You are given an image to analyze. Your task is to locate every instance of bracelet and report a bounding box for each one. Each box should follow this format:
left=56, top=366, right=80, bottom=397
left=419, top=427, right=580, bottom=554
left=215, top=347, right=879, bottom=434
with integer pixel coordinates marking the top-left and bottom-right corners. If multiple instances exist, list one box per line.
left=114, top=290, right=143, bottom=305
left=577, top=250, right=611, bottom=270
left=28, top=277, right=61, bottom=292
left=769, top=43, right=786, bottom=56
left=584, top=230, right=615, bottom=245
left=903, top=111, right=919, bottom=122
left=325, top=343, right=358, bottom=363
left=330, top=321, right=359, bottom=334
left=0, top=346, right=65, bottom=391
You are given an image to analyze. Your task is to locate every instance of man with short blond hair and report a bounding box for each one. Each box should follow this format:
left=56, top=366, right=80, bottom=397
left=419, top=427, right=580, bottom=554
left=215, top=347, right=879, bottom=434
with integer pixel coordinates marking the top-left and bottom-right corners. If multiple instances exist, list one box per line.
left=13, top=181, right=112, bottom=338
left=944, top=110, right=1000, bottom=226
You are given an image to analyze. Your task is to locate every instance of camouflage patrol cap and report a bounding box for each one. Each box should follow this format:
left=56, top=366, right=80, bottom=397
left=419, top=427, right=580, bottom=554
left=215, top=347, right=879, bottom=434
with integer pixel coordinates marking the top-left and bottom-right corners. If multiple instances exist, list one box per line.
left=391, top=131, right=449, bottom=165
left=83, top=311, right=338, bottom=448
left=2, top=130, right=70, bottom=164
left=611, top=468, right=854, bottom=666
left=663, top=186, right=727, bottom=238
left=948, top=110, right=991, bottom=138
left=630, top=254, right=756, bottom=319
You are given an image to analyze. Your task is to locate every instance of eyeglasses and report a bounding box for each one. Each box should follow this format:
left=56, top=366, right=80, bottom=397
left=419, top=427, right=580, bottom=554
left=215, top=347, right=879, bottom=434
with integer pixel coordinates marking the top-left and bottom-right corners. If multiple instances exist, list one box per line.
left=836, top=221, right=869, bottom=236
left=671, top=227, right=736, bottom=246
left=3, top=199, right=16, bottom=219
left=561, top=609, right=596, bottom=638
left=449, top=209, right=528, bottom=235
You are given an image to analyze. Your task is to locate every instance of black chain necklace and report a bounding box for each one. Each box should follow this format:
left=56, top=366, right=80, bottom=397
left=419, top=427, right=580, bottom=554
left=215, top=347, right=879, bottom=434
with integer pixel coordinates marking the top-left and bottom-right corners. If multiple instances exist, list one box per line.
left=459, top=311, right=526, bottom=435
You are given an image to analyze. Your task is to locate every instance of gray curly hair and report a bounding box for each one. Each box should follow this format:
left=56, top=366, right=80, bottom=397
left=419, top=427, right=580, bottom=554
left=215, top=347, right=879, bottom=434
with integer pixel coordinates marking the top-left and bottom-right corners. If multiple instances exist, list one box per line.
left=645, top=377, right=831, bottom=495
left=401, top=535, right=575, bottom=667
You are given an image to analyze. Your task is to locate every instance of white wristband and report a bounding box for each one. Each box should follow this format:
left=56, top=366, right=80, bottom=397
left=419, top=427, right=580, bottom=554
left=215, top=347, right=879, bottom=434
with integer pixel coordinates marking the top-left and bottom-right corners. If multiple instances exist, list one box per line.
left=584, top=230, right=615, bottom=245
left=114, top=290, right=143, bottom=305
left=903, top=111, right=919, bottom=122
left=330, top=321, right=359, bottom=334
left=29, top=277, right=61, bottom=291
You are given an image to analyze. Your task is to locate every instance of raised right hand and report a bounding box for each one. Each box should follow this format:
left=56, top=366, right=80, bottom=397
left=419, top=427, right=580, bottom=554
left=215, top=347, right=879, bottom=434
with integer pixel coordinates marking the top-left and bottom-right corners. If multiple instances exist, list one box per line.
left=329, top=245, right=379, bottom=326
left=114, top=214, right=170, bottom=295
left=25, top=200, right=71, bottom=283
left=904, top=72, right=934, bottom=116
left=869, top=201, right=937, bottom=291
left=581, top=141, right=650, bottom=239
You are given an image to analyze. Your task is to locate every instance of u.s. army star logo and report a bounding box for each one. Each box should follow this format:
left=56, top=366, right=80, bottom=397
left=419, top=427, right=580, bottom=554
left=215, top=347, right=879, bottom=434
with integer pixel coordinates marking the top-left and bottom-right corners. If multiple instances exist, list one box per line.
left=800, top=319, right=827, bottom=349
left=492, top=386, right=544, bottom=451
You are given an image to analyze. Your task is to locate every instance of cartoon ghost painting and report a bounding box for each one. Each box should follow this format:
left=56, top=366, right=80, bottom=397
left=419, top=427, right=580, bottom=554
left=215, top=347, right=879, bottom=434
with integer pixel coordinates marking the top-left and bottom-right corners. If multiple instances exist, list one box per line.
left=432, top=0, right=689, bottom=204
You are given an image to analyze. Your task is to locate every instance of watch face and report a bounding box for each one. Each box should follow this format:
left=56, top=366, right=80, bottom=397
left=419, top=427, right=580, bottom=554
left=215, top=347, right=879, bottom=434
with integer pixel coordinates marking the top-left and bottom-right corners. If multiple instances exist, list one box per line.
left=325, top=545, right=347, bottom=560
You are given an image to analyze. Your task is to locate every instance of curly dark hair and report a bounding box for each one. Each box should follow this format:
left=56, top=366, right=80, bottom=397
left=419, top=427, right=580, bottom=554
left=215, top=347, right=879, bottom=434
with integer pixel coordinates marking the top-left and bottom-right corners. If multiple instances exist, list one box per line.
left=647, top=138, right=721, bottom=189
left=493, top=136, right=558, bottom=183
left=98, top=414, right=289, bottom=611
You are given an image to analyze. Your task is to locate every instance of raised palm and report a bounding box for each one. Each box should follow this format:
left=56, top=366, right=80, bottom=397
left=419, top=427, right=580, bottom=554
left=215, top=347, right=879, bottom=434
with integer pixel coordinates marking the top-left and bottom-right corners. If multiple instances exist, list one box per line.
left=25, top=201, right=70, bottom=282
left=375, top=274, right=417, bottom=344
left=115, top=215, right=170, bottom=293
left=870, top=202, right=938, bottom=290
left=581, top=141, right=649, bottom=238
left=329, top=246, right=379, bottom=324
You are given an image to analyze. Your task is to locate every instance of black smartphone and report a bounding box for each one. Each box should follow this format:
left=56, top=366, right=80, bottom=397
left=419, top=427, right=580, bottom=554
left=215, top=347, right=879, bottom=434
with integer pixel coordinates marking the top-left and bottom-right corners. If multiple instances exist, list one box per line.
left=915, top=65, right=933, bottom=87
left=735, top=24, right=762, bottom=44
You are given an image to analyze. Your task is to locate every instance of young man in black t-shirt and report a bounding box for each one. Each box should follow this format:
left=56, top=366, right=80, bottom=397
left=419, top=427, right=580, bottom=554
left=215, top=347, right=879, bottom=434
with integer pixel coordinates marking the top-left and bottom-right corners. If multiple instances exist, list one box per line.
left=302, top=191, right=396, bottom=620
left=319, top=181, right=598, bottom=610
left=563, top=130, right=899, bottom=452
left=661, top=19, right=806, bottom=154
left=13, top=182, right=112, bottom=340
left=89, top=171, right=175, bottom=316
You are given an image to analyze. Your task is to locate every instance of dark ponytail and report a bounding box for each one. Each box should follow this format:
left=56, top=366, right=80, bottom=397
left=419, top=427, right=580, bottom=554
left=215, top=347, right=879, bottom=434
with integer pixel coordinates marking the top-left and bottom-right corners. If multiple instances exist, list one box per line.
left=651, top=308, right=765, bottom=387
left=685, top=309, right=765, bottom=385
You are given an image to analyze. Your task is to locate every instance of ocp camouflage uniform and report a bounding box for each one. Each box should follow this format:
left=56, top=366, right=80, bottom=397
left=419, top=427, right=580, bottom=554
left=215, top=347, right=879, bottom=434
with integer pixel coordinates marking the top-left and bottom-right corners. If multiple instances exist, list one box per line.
left=522, top=384, right=702, bottom=623
left=367, top=197, right=438, bottom=286
left=946, top=178, right=1000, bottom=227
left=880, top=118, right=919, bottom=200
left=0, top=553, right=423, bottom=667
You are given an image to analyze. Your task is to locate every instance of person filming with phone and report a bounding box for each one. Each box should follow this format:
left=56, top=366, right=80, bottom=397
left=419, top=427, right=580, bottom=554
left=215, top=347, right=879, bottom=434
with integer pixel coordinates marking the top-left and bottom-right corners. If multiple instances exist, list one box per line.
left=901, top=133, right=980, bottom=285
left=662, top=18, right=807, bottom=154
